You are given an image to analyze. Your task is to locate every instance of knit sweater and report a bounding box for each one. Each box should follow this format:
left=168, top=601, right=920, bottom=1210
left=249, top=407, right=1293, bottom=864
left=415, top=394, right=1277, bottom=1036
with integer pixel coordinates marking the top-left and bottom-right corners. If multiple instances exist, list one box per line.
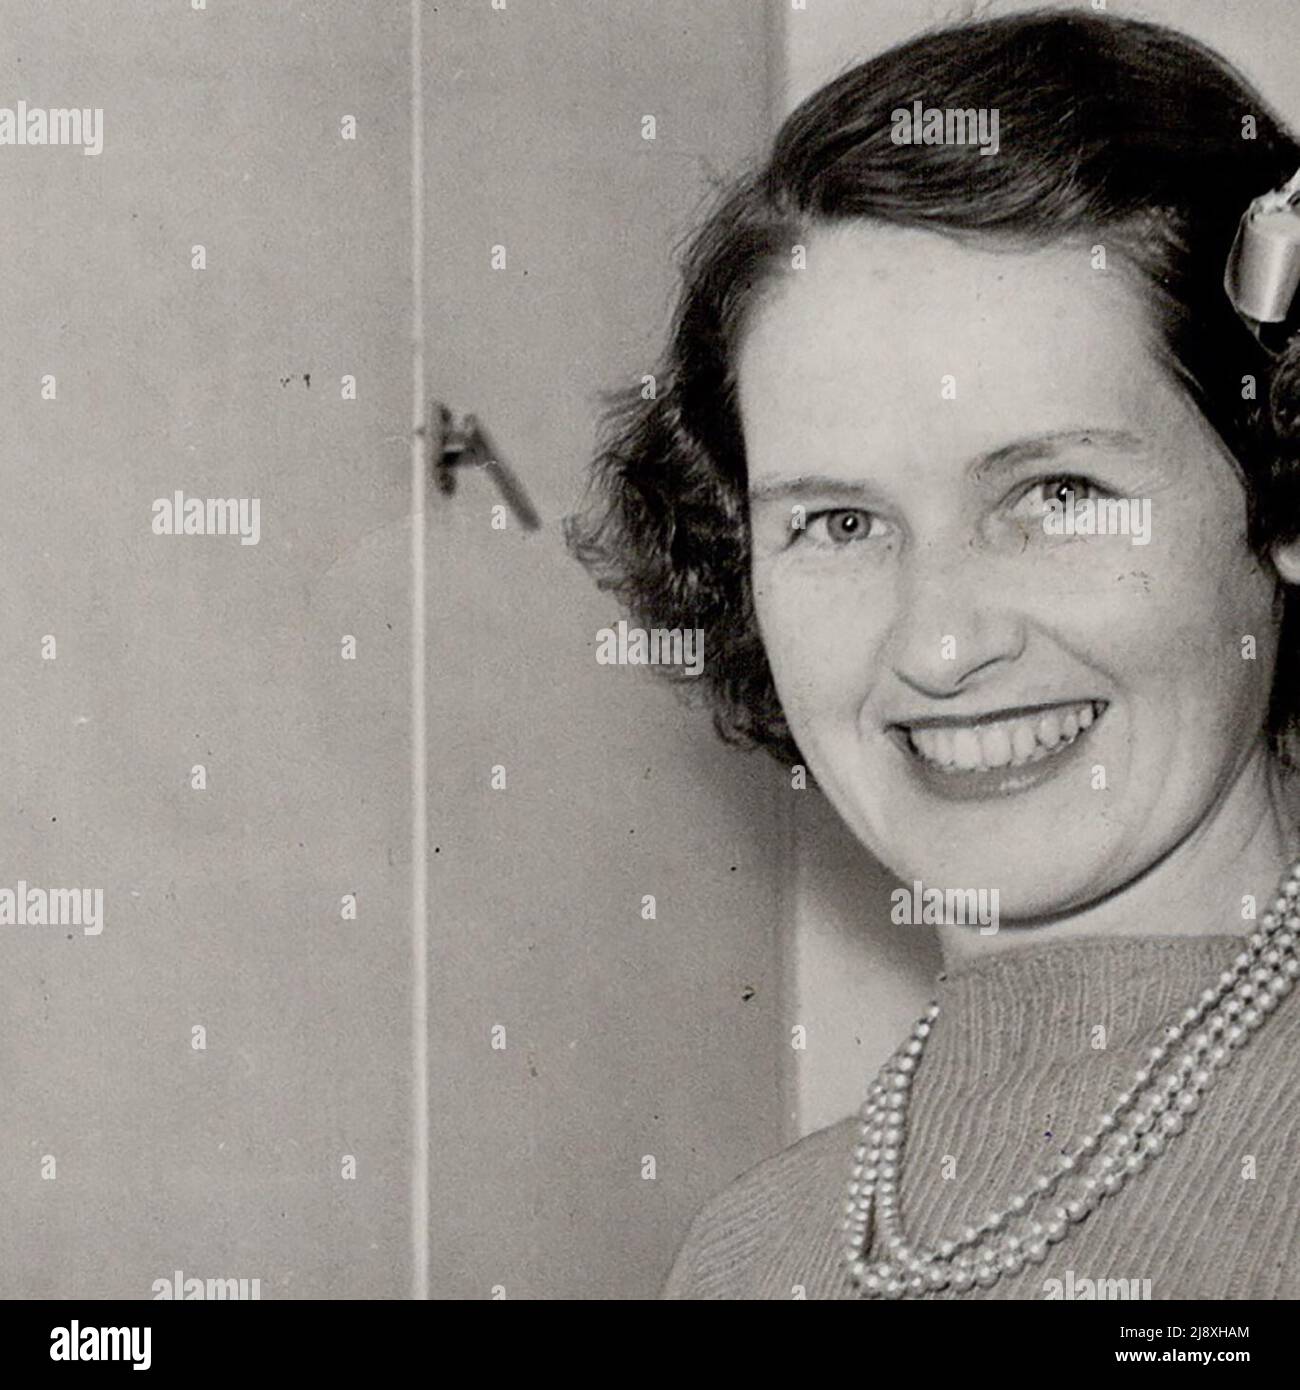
left=662, top=935, right=1300, bottom=1300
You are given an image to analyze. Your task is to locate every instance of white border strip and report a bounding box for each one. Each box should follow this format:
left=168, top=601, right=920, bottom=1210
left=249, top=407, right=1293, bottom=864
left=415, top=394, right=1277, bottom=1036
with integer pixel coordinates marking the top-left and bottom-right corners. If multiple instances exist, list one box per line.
left=409, top=0, right=429, bottom=1302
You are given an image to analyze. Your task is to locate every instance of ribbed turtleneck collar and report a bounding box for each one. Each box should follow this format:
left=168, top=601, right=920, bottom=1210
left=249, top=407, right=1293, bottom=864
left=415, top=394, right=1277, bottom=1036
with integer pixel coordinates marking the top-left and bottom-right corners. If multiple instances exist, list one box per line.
left=927, top=934, right=1250, bottom=1076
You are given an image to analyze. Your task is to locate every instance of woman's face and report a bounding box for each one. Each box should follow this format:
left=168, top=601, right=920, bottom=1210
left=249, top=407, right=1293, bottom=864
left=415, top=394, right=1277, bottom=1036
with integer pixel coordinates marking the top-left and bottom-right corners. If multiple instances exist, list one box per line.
left=741, top=222, right=1287, bottom=919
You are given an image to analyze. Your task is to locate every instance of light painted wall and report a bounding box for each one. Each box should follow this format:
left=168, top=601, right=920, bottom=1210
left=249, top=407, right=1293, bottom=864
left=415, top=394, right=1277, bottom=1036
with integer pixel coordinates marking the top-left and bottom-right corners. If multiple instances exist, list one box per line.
left=773, top=0, right=1300, bottom=1138
left=422, top=0, right=787, bottom=1300
left=0, top=0, right=788, bottom=1303
left=0, top=0, right=412, bottom=1298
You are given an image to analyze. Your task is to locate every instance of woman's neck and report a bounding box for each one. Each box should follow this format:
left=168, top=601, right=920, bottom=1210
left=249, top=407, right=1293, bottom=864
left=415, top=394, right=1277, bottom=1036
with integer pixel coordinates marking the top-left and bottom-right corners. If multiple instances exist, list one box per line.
left=937, top=743, right=1300, bottom=972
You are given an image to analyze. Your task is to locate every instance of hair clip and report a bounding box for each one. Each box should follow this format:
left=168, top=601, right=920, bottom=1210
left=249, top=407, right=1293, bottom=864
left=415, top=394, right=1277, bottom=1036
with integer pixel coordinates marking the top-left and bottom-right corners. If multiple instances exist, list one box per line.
left=1225, top=167, right=1300, bottom=340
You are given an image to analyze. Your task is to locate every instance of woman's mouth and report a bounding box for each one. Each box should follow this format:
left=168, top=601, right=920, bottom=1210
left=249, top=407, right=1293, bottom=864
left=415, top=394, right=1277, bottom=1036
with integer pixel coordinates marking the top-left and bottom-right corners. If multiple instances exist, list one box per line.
left=891, top=700, right=1109, bottom=799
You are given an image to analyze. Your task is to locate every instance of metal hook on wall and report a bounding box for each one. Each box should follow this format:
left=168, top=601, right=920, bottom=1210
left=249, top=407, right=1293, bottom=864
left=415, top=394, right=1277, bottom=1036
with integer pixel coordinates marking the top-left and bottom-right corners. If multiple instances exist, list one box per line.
left=425, top=401, right=542, bottom=531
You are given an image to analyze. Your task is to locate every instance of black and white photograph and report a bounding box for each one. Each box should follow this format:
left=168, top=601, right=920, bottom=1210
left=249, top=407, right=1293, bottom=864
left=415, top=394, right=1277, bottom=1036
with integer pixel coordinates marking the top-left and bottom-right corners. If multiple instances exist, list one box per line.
left=1, top=0, right=1298, bottom=1352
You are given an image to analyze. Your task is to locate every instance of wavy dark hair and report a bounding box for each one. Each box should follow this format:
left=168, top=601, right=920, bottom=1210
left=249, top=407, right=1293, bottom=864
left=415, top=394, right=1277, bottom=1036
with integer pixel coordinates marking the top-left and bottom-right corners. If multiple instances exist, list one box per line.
left=566, top=8, right=1300, bottom=768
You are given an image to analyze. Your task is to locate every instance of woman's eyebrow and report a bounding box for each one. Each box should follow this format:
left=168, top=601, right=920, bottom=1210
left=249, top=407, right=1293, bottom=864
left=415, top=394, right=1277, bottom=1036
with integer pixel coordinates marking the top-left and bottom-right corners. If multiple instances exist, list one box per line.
left=748, top=429, right=1147, bottom=501
left=970, top=428, right=1147, bottom=480
left=748, top=475, right=882, bottom=504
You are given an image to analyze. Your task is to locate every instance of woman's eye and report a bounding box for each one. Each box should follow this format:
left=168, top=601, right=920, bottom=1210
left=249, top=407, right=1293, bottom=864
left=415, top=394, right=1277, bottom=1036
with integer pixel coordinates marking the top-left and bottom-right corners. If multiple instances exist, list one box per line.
left=800, top=508, right=877, bottom=545
left=1011, top=474, right=1107, bottom=518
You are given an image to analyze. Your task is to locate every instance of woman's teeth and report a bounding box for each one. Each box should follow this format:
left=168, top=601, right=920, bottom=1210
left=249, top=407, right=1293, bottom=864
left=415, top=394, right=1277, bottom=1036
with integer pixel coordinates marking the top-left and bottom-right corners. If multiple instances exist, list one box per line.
left=907, top=701, right=1103, bottom=772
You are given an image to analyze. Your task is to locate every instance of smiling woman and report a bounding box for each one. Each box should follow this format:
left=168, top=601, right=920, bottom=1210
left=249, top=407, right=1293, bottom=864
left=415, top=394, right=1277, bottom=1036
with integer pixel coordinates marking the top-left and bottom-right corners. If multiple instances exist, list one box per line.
left=568, top=8, right=1300, bottom=1300
left=741, top=223, right=1294, bottom=915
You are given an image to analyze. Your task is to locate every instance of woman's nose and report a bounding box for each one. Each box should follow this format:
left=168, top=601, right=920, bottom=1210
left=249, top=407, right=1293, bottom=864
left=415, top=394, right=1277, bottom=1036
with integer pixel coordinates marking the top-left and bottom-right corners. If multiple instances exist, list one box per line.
left=885, top=540, right=1027, bottom=700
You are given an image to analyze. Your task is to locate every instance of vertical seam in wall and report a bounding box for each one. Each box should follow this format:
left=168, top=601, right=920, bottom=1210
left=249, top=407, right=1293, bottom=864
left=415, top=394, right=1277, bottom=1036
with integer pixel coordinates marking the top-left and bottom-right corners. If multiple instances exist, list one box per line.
left=409, top=0, right=430, bottom=1303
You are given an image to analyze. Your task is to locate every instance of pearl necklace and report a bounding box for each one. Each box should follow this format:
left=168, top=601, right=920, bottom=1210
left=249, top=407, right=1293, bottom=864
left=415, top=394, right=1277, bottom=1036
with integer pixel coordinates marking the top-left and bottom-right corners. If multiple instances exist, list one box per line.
left=842, top=856, right=1300, bottom=1299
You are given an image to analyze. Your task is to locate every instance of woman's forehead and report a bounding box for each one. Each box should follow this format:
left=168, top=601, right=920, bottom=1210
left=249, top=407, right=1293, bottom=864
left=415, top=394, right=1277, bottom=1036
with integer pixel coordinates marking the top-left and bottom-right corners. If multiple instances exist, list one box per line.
left=736, top=222, right=1181, bottom=479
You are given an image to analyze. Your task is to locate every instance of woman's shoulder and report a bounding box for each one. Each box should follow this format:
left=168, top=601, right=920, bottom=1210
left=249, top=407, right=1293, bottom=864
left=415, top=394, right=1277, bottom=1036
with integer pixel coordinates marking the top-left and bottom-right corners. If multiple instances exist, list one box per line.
left=660, top=1114, right=858, bottom=1299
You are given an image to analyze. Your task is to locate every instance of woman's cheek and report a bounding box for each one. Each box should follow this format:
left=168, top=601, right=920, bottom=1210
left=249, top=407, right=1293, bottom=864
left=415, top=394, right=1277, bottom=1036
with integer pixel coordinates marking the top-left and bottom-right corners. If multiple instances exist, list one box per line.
left=760, top=581, right=882, bottom=729
left=754, top=575, right=825, bottom=700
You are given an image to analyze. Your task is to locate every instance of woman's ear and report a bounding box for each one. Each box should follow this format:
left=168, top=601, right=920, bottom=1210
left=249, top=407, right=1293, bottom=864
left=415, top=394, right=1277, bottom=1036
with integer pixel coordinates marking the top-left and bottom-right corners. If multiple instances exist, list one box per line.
left=1273, top=537, right=1300, bottom=584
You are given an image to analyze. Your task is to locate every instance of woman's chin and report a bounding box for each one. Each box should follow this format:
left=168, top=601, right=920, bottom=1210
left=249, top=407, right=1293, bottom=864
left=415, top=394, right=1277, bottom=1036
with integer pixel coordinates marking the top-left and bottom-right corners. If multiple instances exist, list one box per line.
left=869, top=841, right=1115, bottom=926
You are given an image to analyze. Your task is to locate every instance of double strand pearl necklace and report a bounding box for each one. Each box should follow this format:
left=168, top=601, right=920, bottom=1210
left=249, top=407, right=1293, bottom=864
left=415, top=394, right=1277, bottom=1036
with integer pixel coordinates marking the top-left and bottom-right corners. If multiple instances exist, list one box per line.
left=842, top=856, right=1300, bottom=1299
